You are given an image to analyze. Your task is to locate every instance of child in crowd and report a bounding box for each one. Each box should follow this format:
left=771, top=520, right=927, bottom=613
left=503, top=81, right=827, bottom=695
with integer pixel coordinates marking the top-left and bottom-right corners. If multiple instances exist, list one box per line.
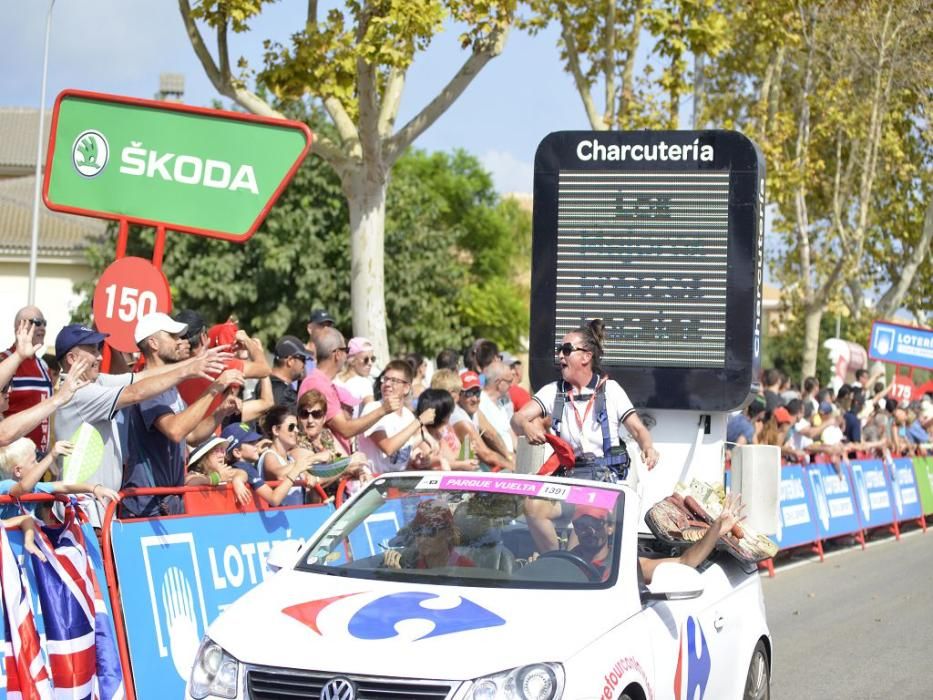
left=0, top=437, right=117, bottom=519
left=185, top=435, right=252, bottom=506
left=221, top=422, right=309, bottom=507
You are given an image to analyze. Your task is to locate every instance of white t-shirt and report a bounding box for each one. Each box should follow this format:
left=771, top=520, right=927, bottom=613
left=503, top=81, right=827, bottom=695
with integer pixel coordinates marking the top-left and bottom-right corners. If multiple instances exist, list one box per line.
left=480, top=391, right=514, bottom=454
left=532, top=378, right=635, bottom=458
left=335, top=374, right=374, bottom=417
left=358, top=402, right=419, bottom=474
left=449, top=405, right=476, bottom=429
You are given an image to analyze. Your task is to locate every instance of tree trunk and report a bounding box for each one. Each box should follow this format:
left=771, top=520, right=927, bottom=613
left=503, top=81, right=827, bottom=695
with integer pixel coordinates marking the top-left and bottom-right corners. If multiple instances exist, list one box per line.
left=344, top=168, right=390, bottom=363
left=801, top=305, right=823, bottom=380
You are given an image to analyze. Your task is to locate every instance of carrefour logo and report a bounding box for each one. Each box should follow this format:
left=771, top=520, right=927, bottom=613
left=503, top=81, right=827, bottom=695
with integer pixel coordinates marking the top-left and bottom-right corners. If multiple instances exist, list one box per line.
left=72, top=129, right=109, bottom=178
left=283, top=591, right=505, bottom=641
left=674, top=616, right=711, bottom=700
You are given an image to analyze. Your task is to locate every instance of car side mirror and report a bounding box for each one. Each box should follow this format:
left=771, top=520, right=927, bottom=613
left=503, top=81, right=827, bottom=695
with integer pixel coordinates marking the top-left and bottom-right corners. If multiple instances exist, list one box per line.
left=265, top=540, right=303, bottom=573
left=643, top=563, right=704, bottom=601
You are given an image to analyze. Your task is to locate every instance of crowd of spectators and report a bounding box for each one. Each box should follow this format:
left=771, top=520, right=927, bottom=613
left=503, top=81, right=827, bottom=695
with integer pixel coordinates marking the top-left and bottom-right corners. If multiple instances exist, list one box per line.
left=0, top=304, right=531, bottom=521
left=727, top=367, right=933, bottom=470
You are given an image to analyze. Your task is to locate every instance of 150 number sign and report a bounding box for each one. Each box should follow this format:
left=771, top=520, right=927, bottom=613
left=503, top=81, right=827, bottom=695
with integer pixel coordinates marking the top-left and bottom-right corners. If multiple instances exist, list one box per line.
left=92, top=257, right=172, bottom=352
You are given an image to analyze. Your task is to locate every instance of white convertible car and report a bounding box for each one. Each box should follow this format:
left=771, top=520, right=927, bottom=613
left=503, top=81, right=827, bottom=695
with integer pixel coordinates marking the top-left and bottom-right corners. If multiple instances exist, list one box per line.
left=186, top=471, right=771, bottom=700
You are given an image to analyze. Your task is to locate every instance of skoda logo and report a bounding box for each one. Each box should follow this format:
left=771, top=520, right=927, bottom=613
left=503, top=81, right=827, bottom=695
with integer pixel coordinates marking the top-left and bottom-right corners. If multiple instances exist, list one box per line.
left=71, top=129, right=109, bottom=178
left=320, top=677, right=356, bottom=700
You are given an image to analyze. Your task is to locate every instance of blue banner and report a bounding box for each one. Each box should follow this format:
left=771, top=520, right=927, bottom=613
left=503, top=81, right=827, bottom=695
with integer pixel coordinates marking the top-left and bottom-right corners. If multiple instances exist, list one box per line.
left=847, top=460, right=895, bottom=529
left=805, top=464, right=861, bottom=540
left=770, top=465, right=818, bottom=549
left=869, top=321, right=933, bottom=370
left=109, top=505, right=334, bottom=700
left=0, top=522, right=115, bottom=699
left=889, top=458, right=923, bottom=522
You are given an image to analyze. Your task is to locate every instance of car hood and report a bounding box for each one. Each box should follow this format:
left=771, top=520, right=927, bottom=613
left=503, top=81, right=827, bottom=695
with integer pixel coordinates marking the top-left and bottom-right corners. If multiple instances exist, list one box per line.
left=208, top=569, right=629, bottom=680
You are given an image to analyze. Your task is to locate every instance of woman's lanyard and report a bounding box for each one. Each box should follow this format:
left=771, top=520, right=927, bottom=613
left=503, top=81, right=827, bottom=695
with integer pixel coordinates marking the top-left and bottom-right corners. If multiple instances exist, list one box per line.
left=566, top=375, right=607, bottom=430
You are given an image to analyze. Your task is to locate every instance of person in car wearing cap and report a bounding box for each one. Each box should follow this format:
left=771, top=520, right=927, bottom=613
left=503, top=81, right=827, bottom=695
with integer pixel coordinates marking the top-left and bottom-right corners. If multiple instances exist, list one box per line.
left=383, top=500, right=475, bottom=570
left=567, top=496, right=744, bottom=584
left=185, top=435, right=251, bottom=506
left=121, top=312, right=244, bottom=517
left=52, top=322, right=233, bottom=504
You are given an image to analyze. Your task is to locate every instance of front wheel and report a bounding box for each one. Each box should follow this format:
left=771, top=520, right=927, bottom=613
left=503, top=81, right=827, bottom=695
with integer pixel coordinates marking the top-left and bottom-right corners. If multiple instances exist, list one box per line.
left=743, top=639, right=770, bottom=700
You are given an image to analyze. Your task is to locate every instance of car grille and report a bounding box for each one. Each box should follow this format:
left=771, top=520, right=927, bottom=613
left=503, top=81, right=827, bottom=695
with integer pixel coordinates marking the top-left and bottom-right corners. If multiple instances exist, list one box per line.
left=246, top=667, right=457, bottom=699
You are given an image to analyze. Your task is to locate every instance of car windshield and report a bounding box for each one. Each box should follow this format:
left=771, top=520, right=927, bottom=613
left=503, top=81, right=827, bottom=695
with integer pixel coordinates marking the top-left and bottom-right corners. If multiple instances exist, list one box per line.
left=297, top=472, right=624, bottom=589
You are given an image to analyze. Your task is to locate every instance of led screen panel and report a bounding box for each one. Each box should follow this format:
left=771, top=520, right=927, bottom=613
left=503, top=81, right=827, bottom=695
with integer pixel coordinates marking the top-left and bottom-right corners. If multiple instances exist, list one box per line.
left=531, top=131, right=765, bottom=411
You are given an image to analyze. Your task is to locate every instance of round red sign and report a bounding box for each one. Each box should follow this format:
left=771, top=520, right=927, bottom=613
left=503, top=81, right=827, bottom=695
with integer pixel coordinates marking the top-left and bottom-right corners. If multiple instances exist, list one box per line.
left=92, top=256, right=172, bottom=352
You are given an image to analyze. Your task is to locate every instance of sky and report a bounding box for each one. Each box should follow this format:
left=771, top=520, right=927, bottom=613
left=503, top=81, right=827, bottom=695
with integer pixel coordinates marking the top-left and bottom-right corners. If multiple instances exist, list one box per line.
left=4, top=0, right=597, bottom=194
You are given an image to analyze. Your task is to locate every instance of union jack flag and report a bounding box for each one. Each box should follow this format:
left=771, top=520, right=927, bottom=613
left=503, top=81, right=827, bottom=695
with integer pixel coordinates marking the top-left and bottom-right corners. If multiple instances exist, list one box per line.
left=30, top=505, right=125, bottom=700
left=0, top=525, right=52, bottom=700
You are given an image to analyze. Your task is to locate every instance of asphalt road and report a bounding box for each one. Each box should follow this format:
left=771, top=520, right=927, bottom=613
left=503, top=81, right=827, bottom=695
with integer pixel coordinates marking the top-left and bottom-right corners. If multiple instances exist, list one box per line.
left=763, top=526, right=933, bottom=699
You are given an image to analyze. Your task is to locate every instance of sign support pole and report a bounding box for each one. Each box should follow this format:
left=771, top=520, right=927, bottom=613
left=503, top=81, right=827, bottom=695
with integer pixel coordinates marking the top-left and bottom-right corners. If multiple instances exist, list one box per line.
left=100, top=219, right=130, bottom=375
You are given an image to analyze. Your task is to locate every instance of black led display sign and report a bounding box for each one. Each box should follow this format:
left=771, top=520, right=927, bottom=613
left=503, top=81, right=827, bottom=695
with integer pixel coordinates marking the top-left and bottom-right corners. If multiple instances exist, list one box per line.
left=530, top=131, right=765, bottom=411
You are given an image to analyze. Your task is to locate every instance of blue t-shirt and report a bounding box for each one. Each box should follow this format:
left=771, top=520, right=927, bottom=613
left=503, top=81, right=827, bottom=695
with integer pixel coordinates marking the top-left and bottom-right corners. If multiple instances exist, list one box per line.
left=232, top=459, right=265, bottom=490
left=842, top=411, right=862, bottom=443
left=122, top=387, right=187, bottom=517
left=0, top=480, right=56, bottom=519
left=906, top=420, right=929, bottom=445
left=727, top=414, right=755, bottom=445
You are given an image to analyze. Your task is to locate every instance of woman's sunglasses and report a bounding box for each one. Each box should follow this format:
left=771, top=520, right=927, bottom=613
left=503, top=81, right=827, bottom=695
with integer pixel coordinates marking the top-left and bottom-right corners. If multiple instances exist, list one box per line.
left=556, top=342, right=588, bottom=357
left=298, top=408, right=327, bottom=420
left=283, top=423, right=299, bottom=432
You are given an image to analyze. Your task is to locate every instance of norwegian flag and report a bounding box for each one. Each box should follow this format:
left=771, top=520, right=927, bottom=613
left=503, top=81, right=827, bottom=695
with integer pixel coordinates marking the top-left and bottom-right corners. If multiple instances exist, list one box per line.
left=0, top=525, right=52, bottom=700
left=30, top=505, right=125, bottom=700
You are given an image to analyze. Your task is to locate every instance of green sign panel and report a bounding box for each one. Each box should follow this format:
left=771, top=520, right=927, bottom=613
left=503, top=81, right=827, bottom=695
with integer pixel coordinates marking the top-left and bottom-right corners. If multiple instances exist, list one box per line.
left=912, top=456, right=933, bottom=515
left=43, top=90, right=312, bottom=242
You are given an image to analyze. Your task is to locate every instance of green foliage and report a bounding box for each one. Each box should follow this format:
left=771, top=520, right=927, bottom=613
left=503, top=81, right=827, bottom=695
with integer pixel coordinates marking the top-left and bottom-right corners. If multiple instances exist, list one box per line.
left=74, top=147, right=530, bottom=355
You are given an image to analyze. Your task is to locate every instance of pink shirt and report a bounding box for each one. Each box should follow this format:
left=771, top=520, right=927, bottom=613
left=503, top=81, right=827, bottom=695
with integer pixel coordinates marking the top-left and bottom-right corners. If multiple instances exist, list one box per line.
left=298, top=369, right=350, bottom=453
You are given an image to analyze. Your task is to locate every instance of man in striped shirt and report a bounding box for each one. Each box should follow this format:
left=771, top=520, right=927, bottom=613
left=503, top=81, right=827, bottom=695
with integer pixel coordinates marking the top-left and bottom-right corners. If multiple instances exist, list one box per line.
left=0, top=307, right=53, bottom=454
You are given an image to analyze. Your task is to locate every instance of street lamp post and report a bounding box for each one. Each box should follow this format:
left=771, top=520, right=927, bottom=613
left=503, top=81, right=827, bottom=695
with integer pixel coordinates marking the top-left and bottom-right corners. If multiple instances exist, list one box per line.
left=27, top=0, right=57, bottom=305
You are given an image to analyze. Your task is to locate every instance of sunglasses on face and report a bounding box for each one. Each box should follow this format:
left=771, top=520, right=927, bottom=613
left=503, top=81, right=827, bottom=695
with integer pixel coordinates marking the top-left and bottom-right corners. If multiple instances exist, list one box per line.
left=28, top=318, right=47, bottom=327
left=358, top=356, right=374, bottom=364
left=574, top=518, right=607, bottom=535
left=556, top=342, right=588, bottom=357
left=462, top=388, right=481, bottom=398
left=282, top=423, right=299, bottom=433
left=299, top=407, right=326, bottom=420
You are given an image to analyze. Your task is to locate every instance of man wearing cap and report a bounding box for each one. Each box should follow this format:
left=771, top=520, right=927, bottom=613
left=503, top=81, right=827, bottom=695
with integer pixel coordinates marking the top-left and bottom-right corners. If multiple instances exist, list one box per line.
left=298, top=326, right=403, bottom=454
left=52, top=322, right=232, bottom=504
left=269, top=335, right=309, bottom=412
left=174, top=309, right=208, bottom=360
left=122, top=312, right=244, bottom=517
left=0, top=306, right=53, bottom=452
left=302, top=308, right=335, bottom=373
left=449, top=370, right=514, bottom=471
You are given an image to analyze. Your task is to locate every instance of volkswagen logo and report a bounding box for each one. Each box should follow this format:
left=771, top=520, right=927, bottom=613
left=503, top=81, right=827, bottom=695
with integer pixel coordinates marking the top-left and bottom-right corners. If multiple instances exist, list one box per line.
left=320, top=677, right=356, bottom=700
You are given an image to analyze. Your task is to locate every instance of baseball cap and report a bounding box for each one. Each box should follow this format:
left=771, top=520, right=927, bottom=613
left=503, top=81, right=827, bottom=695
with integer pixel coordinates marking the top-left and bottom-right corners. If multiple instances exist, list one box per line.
left=461, top=370, right=481, bottom=390
left=54, top=324, right=109, bottom=360
left=573, top=505, right=611, bottom=522
left=499, top=351, right=519, bottom=366
left=347, top=337, right=373, bottom=356
left=221, top=422, right=263, bottom=452
left=188, top=435, right=233, bottom=465
left=275, top=335, right=311, bottom=360
left=174, top=309, right=207, bottom=339
left=208, top=322, right=238, bottom=348
left=309, top=309, right=335, bottom=326
left=818, top=401, right=834, bottom=414
left=134, top=312, right=188, bottom=344
left=773, top=407, right=793, bottom=425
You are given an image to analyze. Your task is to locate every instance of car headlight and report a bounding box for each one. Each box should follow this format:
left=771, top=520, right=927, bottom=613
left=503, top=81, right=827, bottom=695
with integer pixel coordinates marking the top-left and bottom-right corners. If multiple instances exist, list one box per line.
left=467, top=663, right=565, bottom=700
left=189, top=637, right=239, bottom=699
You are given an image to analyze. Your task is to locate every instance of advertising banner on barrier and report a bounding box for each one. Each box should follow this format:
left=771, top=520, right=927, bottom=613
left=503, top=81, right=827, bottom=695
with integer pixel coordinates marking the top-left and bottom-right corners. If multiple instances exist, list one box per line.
left=0, top=523, right=115, bottom=700
left=889, top=458, right=923, bottom=522
left=912, top=457, right=933, bottom=515
left=847, top=460, right=895, bottom=529
left=109, top=506, right=334, bottom=699
left=805, top=464, right=861, bottom=540
left=770, top=465, right=818, bottom=549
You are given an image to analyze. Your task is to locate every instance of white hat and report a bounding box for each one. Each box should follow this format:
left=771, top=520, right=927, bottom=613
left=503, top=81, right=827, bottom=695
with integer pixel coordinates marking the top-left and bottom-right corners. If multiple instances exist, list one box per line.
left=188, top=436, right=233, bottom=466
left=134, top=312, right=188, bottom=344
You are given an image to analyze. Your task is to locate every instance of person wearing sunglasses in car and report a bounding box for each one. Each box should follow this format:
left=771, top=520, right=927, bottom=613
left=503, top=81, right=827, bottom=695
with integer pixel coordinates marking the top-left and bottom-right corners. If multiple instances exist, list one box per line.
left=512, top=319, right=659, bottom=551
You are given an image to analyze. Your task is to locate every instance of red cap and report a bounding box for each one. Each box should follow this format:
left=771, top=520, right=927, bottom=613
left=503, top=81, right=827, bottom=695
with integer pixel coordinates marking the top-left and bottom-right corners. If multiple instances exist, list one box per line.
left=573, top=505, right=611, bottom=522
left=461, top=371, right=481, bottom=390
left=411, top=500, right=453, bottom=530
left=773, top=406, right=793, bottom=425
left=208, top=322, right=238, bottom=348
